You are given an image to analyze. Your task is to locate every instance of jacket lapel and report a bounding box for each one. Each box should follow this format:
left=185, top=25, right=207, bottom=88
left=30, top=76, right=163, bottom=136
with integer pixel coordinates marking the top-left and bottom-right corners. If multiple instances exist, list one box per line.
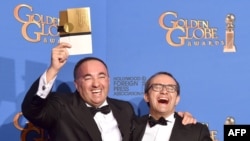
left=169, top=112, right=186, bottom=141
left=70, top=92, right=102, bottom=141
left=132, top=115, right=148, bottom=141
left=107, top=99, right=127, bottom=139
left=107, top=98, right=135, bottom=141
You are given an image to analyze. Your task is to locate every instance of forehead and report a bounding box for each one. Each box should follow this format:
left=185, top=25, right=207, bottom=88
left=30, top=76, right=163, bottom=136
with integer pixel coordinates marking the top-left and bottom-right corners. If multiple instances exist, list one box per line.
left=77, top=60, right=108, bottom=75
left=150, top=74, right=176, bottom=84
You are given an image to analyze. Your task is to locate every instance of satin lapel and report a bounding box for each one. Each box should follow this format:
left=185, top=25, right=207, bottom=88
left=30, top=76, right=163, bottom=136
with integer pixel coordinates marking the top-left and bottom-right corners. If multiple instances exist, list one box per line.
left=70, top=94, right=102, bottom=141
left=107, top=98, right=133, bottom=141
left=108, top=101, right=130, bottom=137
left=133, top=115, right=148, bottom=141
left=169, top=113, right=186, bottom=141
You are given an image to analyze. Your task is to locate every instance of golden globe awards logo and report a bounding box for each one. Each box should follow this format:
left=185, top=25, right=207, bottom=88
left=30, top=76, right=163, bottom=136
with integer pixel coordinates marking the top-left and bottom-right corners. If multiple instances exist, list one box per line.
left=159, top=11, right=236, bottom=53
left=13, top=4, right=59, bottom=44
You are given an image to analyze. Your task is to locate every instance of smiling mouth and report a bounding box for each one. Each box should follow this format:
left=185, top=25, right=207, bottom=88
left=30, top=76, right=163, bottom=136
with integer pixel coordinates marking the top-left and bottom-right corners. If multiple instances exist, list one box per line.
left=92, top=89, right=101, bottom=94
left=158, top=98, right=169, bottom=104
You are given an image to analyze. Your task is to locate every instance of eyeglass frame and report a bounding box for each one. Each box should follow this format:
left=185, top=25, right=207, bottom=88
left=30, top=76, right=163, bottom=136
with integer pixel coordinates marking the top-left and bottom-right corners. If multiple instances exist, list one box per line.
left=144, top=71, right=180, bottom=96
left=148, top=83, right=178, bottom=93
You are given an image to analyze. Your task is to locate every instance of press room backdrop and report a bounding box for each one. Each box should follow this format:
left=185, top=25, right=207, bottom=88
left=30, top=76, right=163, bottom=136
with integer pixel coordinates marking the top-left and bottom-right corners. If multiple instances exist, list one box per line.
left=0, top=1, right=249, bottom=140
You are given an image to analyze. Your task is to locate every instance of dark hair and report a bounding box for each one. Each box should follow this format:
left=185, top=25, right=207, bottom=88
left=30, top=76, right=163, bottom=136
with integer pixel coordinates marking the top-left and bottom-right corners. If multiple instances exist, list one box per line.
left=144, top=71, right=180, bottom=96
left=73, top=57, right=109, bottom=80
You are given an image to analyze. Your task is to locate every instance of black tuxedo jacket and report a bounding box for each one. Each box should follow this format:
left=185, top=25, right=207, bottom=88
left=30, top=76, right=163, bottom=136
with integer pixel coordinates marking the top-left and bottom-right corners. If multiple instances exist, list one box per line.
left=22, top=77, right=135, bottom=141
left=130, top=113, right=212, bottom=141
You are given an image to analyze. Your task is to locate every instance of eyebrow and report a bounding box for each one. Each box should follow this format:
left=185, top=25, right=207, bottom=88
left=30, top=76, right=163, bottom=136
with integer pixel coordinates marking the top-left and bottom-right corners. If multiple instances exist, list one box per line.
left=152, top=83, right=176, bottom=85
left=83, top=72, right=107, bottom=77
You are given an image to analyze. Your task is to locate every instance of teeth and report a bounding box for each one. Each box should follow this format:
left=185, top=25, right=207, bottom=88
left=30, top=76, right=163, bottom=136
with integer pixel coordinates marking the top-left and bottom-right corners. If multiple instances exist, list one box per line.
left=159, top=98, right=168, bottom=100
left=92, top=89, right=101, bottom=93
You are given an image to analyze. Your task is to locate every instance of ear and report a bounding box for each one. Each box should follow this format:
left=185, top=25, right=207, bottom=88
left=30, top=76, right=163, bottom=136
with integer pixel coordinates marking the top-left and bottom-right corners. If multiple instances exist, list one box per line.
left=175, top=95, right=180, bottom=106
left=74, top=81, right=78, bottom=90
left=144, top=93, right=149, bottom=102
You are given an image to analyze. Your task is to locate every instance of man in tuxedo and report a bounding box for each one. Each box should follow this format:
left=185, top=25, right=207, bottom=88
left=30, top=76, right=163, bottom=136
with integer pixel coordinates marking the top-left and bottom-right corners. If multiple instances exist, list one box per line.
left=130, top=71, right=212, bottom=141
left=22, top=43, right=196, bottom=141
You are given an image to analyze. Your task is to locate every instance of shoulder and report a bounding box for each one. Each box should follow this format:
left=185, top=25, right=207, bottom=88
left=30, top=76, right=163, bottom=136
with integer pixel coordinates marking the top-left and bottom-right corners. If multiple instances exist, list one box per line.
left=174, top=113, right=209, bottom=130
left=107, top=97, right=135, bottom=113
left=132, top=114, right=148, bottom=126
left=183, top=121, right=210, bottom=132
left=134, top=114, right=149, bottom=123
left=46, top=91, right=78, bottom=105
left=187, top=122, right=210, bottom=130
left=107, top=97, right=133, bottom=106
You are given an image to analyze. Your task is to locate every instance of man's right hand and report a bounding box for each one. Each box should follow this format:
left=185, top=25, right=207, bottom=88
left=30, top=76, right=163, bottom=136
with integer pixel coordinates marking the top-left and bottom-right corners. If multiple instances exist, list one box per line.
left=46, top=43, right=71, bottom=82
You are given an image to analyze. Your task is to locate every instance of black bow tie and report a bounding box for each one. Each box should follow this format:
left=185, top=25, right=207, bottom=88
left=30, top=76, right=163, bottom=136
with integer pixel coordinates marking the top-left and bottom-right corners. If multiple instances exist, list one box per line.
left=89, top=105, right=111, bottom=116
left=148, top=116, right=168, bottom=127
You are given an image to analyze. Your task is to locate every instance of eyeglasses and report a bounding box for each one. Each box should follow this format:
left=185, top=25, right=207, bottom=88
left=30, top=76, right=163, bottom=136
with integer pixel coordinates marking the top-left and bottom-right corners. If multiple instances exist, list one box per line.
left=149, top=83, right=177, bottom=93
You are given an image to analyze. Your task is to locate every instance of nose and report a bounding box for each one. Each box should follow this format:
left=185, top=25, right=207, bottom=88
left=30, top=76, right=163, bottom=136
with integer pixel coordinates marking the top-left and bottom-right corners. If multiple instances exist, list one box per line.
left=160, top=86, right=168, bottom=94
left=92, top=77, right=100, bottom=87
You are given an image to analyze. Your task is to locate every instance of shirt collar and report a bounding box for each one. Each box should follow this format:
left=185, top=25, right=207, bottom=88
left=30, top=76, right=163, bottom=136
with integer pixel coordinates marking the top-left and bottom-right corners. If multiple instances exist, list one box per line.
left=148, top=113, right=175, bottom=123
left=86, top=100, right=108, bottom=108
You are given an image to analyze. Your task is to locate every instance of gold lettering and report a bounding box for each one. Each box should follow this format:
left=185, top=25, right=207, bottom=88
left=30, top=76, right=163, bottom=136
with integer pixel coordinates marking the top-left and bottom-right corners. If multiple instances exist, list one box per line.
left=14, top=4, right=59, bottom=43
left=22, top=21, right=41, bottom=42
left=210, top=130, right=218, bottom=141
left=159, top=11, right=221, bottom=48
left=193, top=28, right=204, bottom=39
left=190, top=20, right=198, bottom=28
left=44, top=38, right=48, bottom=43
left=14, top=4, right=33, bottom=23
left=166, top=27, right=185, bottom=47
left=13, top=112, right=49, bottom=140
left=159, top=12, right=177, bottom=30
left=48, top=24, right=58, bottom=36
left=13, top=112, right=24, bottom=131
left=50, top=38, right=57, bottom=43
left=193, top=41, right=199, bottom=46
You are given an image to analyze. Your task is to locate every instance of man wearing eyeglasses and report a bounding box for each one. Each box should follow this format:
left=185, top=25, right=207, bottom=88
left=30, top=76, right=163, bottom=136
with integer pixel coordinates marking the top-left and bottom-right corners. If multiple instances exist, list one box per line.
left=130, top=71, right=212, bottom=141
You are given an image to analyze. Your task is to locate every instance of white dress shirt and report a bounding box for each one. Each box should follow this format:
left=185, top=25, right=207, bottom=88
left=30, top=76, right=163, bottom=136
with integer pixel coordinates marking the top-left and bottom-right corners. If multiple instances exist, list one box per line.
left=142, top=113, right=175, bottom=141
left=36, top=71, right=56, bottom=99
left=87, top=101, right=122, bottom=141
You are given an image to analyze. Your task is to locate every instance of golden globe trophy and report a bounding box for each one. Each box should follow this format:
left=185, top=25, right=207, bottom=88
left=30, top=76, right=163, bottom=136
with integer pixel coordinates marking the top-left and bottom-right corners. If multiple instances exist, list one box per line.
left=225, top=116, right=235, bottom=125
left=223, top=14, right=236, bottom=52
left=58, top=7, right=92, bottom=55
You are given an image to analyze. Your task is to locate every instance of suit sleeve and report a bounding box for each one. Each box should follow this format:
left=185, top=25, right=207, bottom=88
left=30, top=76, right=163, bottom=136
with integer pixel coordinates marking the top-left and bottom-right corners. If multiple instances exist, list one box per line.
left=199, top=124, right=213, bottom=141
left=21, top=77, right=61, bottom=129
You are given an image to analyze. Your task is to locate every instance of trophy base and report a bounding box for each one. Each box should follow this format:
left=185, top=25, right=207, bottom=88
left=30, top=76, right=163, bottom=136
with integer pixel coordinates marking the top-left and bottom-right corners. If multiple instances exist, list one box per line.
left=223, top=46, right=236, bottom=52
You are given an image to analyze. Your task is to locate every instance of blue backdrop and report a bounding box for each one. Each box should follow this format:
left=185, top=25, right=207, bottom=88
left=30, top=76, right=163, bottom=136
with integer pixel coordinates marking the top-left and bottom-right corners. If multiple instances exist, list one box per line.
left=0, top=1, right=249, bottom=140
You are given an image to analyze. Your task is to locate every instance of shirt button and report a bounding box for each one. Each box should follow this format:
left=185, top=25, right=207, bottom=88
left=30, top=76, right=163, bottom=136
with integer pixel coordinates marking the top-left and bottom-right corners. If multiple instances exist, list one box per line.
left=42, top=86, right=46, bottom=90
